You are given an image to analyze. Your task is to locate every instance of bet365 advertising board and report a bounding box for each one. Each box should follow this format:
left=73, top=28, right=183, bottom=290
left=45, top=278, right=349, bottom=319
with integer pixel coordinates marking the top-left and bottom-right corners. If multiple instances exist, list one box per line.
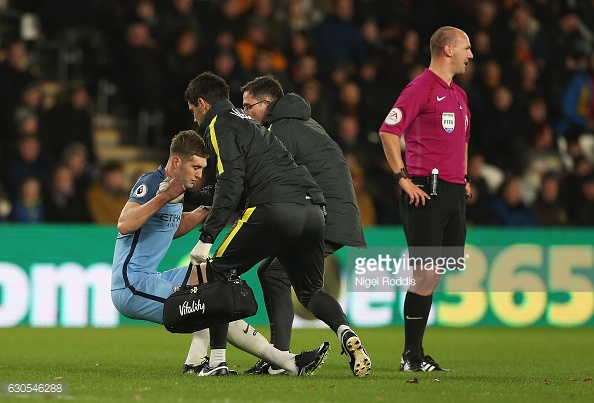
left=0, top=225, right=593, bottom=328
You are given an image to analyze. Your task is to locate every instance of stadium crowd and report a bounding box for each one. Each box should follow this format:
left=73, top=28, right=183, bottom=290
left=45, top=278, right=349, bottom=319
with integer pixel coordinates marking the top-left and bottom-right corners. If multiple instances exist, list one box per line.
left=0, top=0, right=593, bottom=226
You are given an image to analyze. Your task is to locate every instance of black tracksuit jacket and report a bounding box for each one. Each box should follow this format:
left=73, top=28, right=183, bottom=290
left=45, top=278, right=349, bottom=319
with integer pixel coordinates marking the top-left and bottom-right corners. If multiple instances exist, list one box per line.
left=197, top=99, right=324, bottom=240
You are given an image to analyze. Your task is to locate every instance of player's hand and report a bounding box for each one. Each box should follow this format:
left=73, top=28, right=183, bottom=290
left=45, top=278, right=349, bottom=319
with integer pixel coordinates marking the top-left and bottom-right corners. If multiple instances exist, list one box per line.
left=190, top=240, right=212, bottom=265
left=192, top=205, right=210, bottom=223
left=157, top=177, right=185, bottom=204
left=399, top=178, right=430, bottom=206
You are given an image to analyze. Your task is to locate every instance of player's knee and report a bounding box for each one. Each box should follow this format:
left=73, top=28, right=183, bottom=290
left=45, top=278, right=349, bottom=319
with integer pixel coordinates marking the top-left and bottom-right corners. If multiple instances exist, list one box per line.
left=297, top=287, right=322, bottom=308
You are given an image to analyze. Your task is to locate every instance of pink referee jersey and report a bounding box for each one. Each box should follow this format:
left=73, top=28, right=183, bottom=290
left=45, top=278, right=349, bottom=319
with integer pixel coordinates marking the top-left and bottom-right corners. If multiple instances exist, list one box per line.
left=379, top=69, right=471, bottom=184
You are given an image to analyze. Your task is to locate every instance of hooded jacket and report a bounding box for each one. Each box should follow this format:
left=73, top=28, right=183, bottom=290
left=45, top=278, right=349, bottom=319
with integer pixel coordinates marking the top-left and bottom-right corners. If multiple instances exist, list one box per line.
left=263, top=93, right=366, bottom=248
left=198, top=99, right=324, bottom=240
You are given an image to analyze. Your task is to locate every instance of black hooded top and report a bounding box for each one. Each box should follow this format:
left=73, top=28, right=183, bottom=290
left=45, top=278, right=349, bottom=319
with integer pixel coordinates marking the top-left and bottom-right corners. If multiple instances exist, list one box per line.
left=263, top=93, right=366, bottom=248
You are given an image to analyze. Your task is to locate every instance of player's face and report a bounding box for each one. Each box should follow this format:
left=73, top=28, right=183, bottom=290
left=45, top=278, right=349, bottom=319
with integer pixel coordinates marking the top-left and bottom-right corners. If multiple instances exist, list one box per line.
left=188, top=100, right=206, bottom=125
left=452, top=33, right=473, bottom=76
left=242, top=92, right=270, bottom=123
left=177, top=155, right=207, bottom=188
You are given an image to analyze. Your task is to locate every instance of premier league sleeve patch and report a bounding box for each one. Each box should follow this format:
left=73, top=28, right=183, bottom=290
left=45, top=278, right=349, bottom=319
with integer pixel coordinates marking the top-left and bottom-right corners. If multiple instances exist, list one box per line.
left=134, top=184, right=148, bottom=198
left=384, top=108, right=403, bottom=125
left=442, top=112, right=455, bottom=133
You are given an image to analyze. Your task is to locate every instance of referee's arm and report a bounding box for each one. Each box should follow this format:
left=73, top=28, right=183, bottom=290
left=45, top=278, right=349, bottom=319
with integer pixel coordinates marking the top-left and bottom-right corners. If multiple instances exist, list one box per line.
left=379, top=131, right=429, bottom=206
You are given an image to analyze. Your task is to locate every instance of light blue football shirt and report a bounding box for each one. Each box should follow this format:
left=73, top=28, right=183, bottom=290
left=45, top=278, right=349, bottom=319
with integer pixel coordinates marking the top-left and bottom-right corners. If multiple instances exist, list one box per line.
left=111, top=166, right=183, bottom=291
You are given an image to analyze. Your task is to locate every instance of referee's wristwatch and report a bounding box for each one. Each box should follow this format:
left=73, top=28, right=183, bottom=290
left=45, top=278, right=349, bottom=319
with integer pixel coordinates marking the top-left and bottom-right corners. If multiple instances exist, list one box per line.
left=393, top=167, right=409, bottom=181
left=464, top=174, right=471, bottom=183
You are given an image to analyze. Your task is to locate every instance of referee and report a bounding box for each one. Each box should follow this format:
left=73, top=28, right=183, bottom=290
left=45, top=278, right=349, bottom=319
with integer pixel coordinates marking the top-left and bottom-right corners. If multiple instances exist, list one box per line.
left=378, top=26, right=473, bottom=372
left=239, top=75, right=367, bottom=375
left=184, top=72, right=371, bottom=377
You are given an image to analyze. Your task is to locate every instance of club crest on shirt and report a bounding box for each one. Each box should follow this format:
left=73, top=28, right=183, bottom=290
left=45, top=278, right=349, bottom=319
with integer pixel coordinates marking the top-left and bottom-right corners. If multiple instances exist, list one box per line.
left=135, top=184, right=148, bottom=197
left=384, top=108, right=402, bottom=125
left=442, top=113, right=455, bottom=133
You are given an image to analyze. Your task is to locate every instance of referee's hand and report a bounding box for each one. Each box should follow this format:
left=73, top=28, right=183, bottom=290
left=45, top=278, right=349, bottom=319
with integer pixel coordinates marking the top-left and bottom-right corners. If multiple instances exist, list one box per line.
left=399, top=179, right=430, bottom=206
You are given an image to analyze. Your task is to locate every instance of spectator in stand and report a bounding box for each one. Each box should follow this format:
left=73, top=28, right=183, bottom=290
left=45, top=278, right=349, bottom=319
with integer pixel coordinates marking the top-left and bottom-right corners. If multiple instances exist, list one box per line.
left=561, top=156, right=593, bottom=224
left=160, top=0, right=203, bottom=50
left=10, top=176, right=45, bottom=223
left=43, top=84, right=95, bottom=166
left=333, top=114, right=372, bottom=170
left=555, top=52, right=594, bottom=141
left=490, top=176, right=538, bottom=227
left=86, top=160, right=129, bottom=224
left=14, top=108, right=41, bottom=138
left=250, top=0, right=286, bottom=49
left=498, top=3, right=547, bottom=69
left=464, top=153, right=497, bottom=226
left=574, top=173, right=594, bottom=225
left=14, top=81, right=44, bottom=131
left=478, top=86, right=526, bottom=174
left=277, top=0, right=323, bottom=34
left=246, top=50, right=296, bottom=94
left=315, top=0, right=366, bottom=74
left=350, top=162, right=376, bottom=226
left=207, top=0, right=250, bottom=38
left=522, top=122, right=564, bottom=201
left=165, top=29, right=207, bottom=135
left=291, top=54, right=319, bottom=88
left=61, top=142, right=96, bottom=195
left=465, top=181, right=497, bottom=226
left=336, top=81, right=361, bottom=119
left=44, top=165, right=91, bottom=223
left=117, top=22, right=167, bottom=114
left=5, top=134, right=52, bottom=200
left=470, top=30, right=493, bottom=73
left=235, top=17, right=288, bottom=73
left=0, top=41, right=36, bottom=153
left=475, top=58, right=503, bottom=106
left=0, top=180, right=13, bottom=222
left=357, top=60, right=393, bottom=136
left=211, top=50, right=246, bottom=106
left=299, top=78, right=335, bottom=135
left=531, top=173, right=569, bottom=226
left=545, top=9, right=593, bottom=113
left=119, top=0, right=163, bottom=46
left=513, top=60, right=547, bottom=115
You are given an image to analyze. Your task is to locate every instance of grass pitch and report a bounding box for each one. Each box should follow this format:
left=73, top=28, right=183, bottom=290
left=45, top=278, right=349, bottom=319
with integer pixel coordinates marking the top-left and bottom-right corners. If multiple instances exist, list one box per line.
left=1, top=326, right=593, bottom=402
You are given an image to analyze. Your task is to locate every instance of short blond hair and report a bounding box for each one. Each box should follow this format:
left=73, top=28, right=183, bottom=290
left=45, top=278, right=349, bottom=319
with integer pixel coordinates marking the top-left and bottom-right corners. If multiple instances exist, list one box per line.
left=429, top=26, right=465, bottom=57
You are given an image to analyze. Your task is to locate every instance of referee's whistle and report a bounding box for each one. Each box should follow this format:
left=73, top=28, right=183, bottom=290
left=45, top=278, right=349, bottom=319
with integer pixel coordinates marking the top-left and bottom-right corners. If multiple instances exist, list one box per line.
left=430, top=168, right=439, bottom=196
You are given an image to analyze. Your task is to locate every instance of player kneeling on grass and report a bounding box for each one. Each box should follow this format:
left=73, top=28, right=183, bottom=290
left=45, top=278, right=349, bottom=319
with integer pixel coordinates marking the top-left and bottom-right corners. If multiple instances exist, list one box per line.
left=110, top=129, right=329, bottom=376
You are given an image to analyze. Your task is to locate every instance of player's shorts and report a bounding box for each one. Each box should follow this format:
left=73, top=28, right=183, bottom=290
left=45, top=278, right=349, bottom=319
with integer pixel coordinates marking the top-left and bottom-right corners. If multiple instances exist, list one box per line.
left=111, top=266, right=188, bottom=324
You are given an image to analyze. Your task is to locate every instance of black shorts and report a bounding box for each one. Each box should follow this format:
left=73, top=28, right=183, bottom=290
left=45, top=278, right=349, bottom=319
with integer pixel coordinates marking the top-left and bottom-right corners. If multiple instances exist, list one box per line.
left=209, top=202, right=325, bottom=299
left=400, top=178, right=466, bottom=263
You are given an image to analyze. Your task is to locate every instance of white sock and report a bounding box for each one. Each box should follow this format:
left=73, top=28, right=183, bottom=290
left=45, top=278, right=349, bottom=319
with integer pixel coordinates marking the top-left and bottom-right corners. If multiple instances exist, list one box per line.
left=226, top=320, right=298, bottom=375
left=184, top=329, right=210, bottom=366
left=209, top=349, right=226, bottom=367
left=261, top=344, right=298, bottom=376
left=337, top=324, right=351, bottom=344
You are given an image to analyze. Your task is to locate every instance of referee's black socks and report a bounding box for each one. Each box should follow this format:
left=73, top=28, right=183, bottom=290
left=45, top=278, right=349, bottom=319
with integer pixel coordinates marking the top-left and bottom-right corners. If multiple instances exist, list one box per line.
left=403, top=291, right=433, bottom=358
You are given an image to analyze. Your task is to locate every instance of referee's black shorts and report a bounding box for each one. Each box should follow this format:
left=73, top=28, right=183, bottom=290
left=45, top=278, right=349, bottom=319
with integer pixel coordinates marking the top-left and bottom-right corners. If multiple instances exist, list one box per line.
left=209, top=201, right=325, bottom=302
left=400, top=177, right=466, bottom=263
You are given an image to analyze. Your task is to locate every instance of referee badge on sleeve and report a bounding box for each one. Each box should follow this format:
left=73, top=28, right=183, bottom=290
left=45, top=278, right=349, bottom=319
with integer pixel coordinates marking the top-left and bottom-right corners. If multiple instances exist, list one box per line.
left=384, top=108, right=402, bottom=125
left=442, top=113, right=455, bottom=133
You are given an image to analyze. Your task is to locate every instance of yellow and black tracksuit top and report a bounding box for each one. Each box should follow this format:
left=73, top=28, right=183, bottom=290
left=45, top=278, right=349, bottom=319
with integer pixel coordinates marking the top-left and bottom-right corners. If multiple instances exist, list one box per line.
left=197, top=99, right=325, bottom=240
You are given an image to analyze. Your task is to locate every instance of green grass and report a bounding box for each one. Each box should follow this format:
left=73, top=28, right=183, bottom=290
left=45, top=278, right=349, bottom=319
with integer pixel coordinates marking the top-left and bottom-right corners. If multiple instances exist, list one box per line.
left=1, top=326, right=593, bottom=402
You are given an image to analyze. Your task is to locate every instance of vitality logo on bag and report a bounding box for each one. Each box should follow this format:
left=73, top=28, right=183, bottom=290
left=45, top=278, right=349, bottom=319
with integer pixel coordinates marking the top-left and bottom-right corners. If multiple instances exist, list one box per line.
left=179, top=299, right=205, bottom=316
